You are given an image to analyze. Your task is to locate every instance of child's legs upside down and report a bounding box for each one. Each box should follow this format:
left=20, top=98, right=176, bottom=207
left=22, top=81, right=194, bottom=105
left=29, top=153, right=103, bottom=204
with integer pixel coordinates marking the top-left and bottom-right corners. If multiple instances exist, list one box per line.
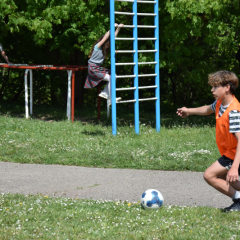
left=204, top=160, right=240, bottom=197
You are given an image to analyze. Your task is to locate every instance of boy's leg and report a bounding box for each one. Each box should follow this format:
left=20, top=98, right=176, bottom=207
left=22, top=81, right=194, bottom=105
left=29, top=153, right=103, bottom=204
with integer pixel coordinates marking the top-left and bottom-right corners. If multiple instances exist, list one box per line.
left=204, top=160, right=237, bottom=197
left=217, top=174, right=240, bottom=191
left=204, top=156, right=240, bottom=211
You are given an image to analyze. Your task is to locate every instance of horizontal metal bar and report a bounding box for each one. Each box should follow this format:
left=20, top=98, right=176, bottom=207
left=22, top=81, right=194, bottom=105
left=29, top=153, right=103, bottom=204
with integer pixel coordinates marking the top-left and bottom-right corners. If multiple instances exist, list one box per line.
left=138, top=62, right=157, bottom=65
left=138, top=74, right=157, bottom=77
left=138, top=50, right=157, bottom=52
left=115, top=62, right=136, bottom=66
left=139, top=97, right=158, bottom=102
left=137, top=1, right=156, bottom=3
left=116, top=38, right=135, bottom=40
left=138, top=38, right=157, bottom=40
left=117, top=25, right=156, bottom=29
left=138, top=85, right=157, bottom=89
left=137, top=25, right=156, bottom=28
left=115, top=50, right=157, bottom=53
left=123, top=25, right=135, bottom=28
left=116, top=75, right=136, bottom=78
left=115, top=0, right=134, bottom=2
left=137, top=13, right=156, bottom=16
left=7, top=63, right=29, bottom=66
left=116, top=87, right=136, bottom=91
left=117, top=99, right=137, bottom=104
left=115, top=50, right=136, bottom=53
left=115, top=11, right=135, bottom=15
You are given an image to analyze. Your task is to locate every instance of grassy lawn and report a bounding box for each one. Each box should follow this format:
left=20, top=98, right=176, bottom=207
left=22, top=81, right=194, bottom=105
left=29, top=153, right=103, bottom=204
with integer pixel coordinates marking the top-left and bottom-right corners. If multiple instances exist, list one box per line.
left=0, top=104, right=218, bottom=172
left=0, top=193, right=239, bottom=240
left=2, top=103, right=237, bottom=240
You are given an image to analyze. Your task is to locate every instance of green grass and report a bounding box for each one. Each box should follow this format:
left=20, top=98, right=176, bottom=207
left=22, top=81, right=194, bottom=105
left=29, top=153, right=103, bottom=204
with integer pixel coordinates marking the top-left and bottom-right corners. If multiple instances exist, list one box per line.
left=0, top=193, right=239, bottom=240
left=0, top=103, right=218, bottom=172
left=0, top=104, right=238, bottom=240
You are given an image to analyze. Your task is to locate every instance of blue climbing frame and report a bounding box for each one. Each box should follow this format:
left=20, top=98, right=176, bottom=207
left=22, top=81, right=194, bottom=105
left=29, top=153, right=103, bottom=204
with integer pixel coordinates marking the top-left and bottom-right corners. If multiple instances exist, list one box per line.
left=110, top=0, right=160, bottom=135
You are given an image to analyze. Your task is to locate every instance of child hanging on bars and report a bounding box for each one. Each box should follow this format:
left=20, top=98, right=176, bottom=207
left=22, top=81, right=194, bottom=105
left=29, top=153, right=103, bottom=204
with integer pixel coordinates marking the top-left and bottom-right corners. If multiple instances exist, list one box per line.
left=177, top=70, right=240, bottom=211
left=84, top=23, right=124, bottom=103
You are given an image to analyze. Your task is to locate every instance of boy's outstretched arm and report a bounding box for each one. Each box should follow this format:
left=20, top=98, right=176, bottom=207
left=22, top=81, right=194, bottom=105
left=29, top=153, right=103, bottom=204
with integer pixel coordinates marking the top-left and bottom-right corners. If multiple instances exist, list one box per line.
left=226, top=132, right=240, bottom=184
left=176, top=105, right=213, bottom=118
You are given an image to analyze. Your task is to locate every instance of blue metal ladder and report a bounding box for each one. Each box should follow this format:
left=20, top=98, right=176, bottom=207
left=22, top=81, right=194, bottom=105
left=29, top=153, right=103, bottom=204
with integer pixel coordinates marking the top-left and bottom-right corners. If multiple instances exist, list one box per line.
left=110, top=0, right=160, bottom=135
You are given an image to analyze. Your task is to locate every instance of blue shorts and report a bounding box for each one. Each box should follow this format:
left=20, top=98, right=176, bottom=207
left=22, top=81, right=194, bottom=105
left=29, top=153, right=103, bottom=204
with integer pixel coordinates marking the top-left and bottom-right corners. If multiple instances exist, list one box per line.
left=218, top=155, right=240, bottom=175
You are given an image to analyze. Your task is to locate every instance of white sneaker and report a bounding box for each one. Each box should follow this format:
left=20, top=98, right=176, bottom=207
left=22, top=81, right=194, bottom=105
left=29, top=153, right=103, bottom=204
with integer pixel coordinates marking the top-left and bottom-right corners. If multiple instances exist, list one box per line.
left=98, top=92, right=109, bottom=99
left=108, top=97, right=122, bottom=105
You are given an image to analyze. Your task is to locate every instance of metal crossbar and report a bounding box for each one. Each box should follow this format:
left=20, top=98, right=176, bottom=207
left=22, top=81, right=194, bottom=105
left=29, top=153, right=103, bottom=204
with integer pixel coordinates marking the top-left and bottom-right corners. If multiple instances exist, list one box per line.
left=137, top=13, right=156, bottom=16
left=115, top=50, right=157, bottom=53
left=115, top=0, right=156, bottom=3
left=138, top=85, right=157, bottom=89
left=116, top=38, right=135, bottom=40
left=116, top=87, right=136, bottom=91
left=138, top=38, right=157, bottom=40
left=139, top=97, right=158, bottom=101
left=138, top=74, right=157, bottom=77
left=116, top=75, right=136, bottom=78
left=137, top=1, right=156, bottom=3
left=115, top=11, right=135, bottom=15
left=116, top=62, right=156, bottom=65
left=115, top=62, right=136, bottom=66
left=116, top=38, right=157, bottom=41
left=115, top=0, right=134, bottom=2
left=138, top=62, right=157, bottom=65
left=115, top=50, right=136, bottom=53
left=117, top=99, right=137, bottom=104
left=138, top=25, right=156, bottom=28
left=122, top=25, right=135, bottom=28
left=122, top=25, right=156, bottom=28
left=138, top=50, right=157, bottom=52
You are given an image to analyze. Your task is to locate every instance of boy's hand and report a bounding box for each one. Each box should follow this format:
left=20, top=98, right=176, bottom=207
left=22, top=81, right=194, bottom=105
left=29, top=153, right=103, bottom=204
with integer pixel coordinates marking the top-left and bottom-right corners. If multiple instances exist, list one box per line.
left=176, top=107, right=189, bottom=118
left=118, top=23, right=124, bottom=28
left=115, top=23, right=118, bottom=27
left=226, top=167, right=239, bottom=185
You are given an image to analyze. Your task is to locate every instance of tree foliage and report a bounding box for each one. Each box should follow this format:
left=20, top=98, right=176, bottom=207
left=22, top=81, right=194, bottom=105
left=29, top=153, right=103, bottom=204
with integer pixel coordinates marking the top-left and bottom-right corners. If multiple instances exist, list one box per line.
left=0, top=0, right=239, bottom=110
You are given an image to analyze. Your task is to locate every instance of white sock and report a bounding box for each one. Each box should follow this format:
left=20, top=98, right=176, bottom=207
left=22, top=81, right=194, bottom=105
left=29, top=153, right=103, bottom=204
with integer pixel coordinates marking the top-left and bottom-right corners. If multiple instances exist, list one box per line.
left=101, top=74, right=111, bottom=99
left=232, top=191, right=240, bottom=199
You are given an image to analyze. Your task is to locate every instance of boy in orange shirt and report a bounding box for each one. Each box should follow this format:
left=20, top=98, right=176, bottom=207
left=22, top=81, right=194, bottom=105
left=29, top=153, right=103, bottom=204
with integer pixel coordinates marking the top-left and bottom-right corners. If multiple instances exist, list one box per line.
left=177, top=70, right=240, bottom=211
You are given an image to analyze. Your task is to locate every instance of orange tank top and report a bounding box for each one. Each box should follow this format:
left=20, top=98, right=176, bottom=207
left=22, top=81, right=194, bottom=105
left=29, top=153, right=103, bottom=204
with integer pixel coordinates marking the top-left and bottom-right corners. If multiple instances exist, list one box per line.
left=215, top=96, right=240, bottom=160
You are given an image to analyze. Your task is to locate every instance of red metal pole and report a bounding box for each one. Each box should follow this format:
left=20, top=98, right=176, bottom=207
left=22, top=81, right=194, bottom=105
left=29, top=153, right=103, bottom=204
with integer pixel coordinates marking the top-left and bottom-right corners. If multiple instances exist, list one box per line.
left=71, top=71, right=75, bottom=122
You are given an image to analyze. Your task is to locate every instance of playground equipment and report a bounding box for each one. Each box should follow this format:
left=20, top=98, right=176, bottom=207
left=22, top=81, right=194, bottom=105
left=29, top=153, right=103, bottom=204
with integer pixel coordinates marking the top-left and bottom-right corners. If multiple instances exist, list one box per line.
left=110, top=0, right=160, bottom=135
left=0, top=63, right=87, bottom=122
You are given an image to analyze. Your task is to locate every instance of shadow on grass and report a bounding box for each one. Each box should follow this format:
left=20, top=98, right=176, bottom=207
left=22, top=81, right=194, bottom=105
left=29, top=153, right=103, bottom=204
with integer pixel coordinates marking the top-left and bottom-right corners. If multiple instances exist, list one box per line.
left=81, top=130, right=105, bottom=136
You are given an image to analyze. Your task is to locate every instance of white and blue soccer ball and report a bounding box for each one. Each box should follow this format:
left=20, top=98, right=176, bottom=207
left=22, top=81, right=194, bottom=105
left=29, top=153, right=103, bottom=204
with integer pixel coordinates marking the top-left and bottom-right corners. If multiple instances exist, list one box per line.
left=141, top=189, right=164, bottom=210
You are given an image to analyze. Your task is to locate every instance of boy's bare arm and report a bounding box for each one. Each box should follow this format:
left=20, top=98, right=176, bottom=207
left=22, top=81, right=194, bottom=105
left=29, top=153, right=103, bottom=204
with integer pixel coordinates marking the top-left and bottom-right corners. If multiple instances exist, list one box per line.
left=226, top=132, right=240, bottom=184
left=176, top=105, right=213, bottom=118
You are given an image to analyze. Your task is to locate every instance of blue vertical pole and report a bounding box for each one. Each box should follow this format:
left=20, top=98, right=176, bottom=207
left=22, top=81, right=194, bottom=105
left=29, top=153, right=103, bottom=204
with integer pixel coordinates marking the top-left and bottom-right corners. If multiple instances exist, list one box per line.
left=133, top=0, right=139, bottom=134
left=155, top=0, right=160, bottom=132
left=110, top=0, right=117, bottom=135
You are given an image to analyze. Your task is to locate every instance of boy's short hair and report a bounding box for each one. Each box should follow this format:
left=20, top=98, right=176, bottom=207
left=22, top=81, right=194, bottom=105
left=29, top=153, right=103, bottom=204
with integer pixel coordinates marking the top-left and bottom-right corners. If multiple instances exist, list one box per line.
left=208, top=70, right=239, bottom=93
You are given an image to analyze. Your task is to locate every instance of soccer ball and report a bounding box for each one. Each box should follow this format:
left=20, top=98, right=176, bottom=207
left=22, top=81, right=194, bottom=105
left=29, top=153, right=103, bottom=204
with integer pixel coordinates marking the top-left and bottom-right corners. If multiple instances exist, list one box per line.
left=141, top=189, right=164, bottom=210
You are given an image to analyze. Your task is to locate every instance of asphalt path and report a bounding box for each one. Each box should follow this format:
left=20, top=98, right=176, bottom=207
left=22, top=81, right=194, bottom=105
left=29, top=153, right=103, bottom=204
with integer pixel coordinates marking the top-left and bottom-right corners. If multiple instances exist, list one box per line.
left=0, top=161, right=233, bottom=209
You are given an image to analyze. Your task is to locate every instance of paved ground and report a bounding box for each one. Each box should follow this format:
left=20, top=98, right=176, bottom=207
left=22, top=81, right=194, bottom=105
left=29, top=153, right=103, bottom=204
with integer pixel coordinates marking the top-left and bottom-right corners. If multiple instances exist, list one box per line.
left=0, top=161, right=233, bottom=209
